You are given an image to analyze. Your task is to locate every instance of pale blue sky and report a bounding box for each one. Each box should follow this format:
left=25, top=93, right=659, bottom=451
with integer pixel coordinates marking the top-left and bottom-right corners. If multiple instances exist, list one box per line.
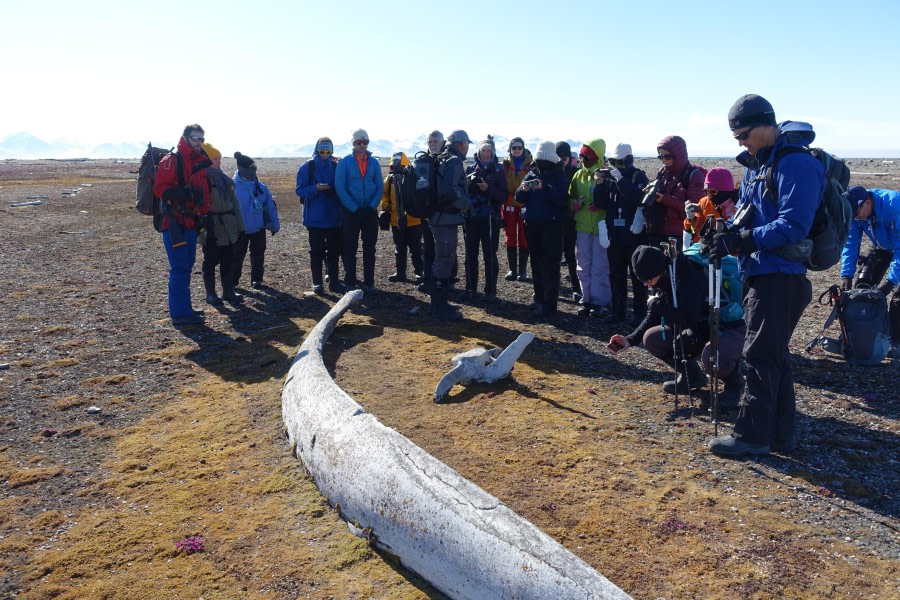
left=3, top=0, right=899, bottom=156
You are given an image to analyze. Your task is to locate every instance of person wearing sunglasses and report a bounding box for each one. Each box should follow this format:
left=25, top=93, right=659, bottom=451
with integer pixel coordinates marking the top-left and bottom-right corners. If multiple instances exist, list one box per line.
left=568, top=138, right=612, bottom=317
left=592, top=142, right=650, bottom=325
left=334, top=128, right=383, bottom=295
left=501, top=137, right=533, bottom=282
left=645, top=135, right=706, bottom=252
left=683, top=167, right=738, bottom=246
left=153, top=123, right=212, bottom=327
left=296, top=137, right=344, bottom=294
left=707, top=94, right=825, bottom=459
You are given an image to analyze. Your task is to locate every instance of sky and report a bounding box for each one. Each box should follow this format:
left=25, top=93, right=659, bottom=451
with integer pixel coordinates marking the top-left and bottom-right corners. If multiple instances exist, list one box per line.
left=3, top=0, right=900, bottom=157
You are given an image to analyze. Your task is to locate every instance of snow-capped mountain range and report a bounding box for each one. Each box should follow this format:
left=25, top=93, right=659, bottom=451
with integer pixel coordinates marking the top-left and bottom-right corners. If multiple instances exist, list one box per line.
left=0, top=132, right=582, bottom=160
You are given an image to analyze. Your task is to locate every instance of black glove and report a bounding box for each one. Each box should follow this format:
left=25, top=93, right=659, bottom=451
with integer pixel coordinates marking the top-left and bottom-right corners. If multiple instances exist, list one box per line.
left=878, top=281, right=895, bottom=296
left=710, top=230, right=755, bottom=261
left=162, top=186, right=191, bottom=203
left=841, top=276, right=853, bottom=292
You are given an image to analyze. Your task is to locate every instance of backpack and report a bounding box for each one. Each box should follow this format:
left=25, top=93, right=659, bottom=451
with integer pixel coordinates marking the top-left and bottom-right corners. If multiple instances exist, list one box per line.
left=682, top=242, right=744, bottom=323
left=807, top=285, right=891, bottom=365
left=680, top=163, right=708, bottom=193
left=764, top=146, right=852, bottom=271
left=407, top=150, right=449, bottom=219
left=297, top=157, right=338, bottom=204
left=388, top=167, right=417, bottom=229
left=135, top=143, right=181, bottom=231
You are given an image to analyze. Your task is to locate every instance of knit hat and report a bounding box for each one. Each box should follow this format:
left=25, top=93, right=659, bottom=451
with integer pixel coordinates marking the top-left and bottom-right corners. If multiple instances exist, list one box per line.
left=555, top=141, right=572, bottom=159
left=632, top=245, right=668, bottom=283
left=351, top=128, right=369, bottom=143
left=607, top=143, right=632, bottom=160
left=478, top=135, right=496, bottom=157
left=728, top=94, right=776, bottom=131
left=704, top=167, right=735, bottom=192
left=315, top=137, right=334, bottom=153
left=508, top=137, right=525, bottom=151
left=234, top=152, right=255, bottom=169
left=202, top=142, right=221, bottom=161
left=845, top=186, right=869, bottom=212
left=535, top=141, right=559, bottom=162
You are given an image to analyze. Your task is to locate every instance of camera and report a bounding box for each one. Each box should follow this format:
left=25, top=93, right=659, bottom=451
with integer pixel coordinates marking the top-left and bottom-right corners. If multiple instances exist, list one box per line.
left=595, top=169, right=612, bottom=180
left=641, top=179, right=662, bottom=207
left=521, top=178, right=541, bottom=191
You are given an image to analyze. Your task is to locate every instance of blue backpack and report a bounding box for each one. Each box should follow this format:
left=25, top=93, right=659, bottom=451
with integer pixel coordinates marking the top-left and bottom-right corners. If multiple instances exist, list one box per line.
left=682, top=242, right=744, bottom=323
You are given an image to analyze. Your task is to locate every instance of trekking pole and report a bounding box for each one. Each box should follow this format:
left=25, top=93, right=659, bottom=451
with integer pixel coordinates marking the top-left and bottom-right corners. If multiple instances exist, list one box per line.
left=659, top=241, right=679, bottom=412
left=710, top=219, right=724, bottom=436
left=669, top=236, right=693, bottom=410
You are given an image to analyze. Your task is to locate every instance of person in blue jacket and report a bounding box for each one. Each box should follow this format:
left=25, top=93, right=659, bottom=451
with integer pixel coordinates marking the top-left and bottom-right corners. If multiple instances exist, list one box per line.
left=840, top=185, right=900, bottom=353
left=334, top=128, right=382, bottom=295
left=708, top=94, right=824, bottom=458
left=515, top=141, right=569, bottom=318
left=233, top=152, right=280, bottom=290
left=296, top=137, right=344, bottom=294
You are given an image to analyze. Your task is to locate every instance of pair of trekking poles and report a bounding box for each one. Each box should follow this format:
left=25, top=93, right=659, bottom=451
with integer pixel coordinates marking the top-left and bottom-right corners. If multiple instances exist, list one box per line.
left=659, top=217, right=724, bottom=436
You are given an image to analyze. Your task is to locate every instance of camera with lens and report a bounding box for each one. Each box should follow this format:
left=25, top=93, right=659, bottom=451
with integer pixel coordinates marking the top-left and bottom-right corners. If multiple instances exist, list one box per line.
left=641, top=179, right=662, bottom=207
left=521, top=177, right=541, bottom=191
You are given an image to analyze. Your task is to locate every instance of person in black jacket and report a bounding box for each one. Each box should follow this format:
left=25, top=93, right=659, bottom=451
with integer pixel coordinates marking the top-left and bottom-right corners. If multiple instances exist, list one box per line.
left=556, top=141, right=582, bottom=301
left=515, top=141, right=569, bottom=318
left=462, top=136, right=508, bottom=302
left=592, top=143, right=650, bottom=325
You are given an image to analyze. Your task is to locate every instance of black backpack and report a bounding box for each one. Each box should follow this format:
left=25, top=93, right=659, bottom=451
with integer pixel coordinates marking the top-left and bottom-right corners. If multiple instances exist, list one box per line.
left=763, top=146, right=852, bottom=271
left=407, top=150, right=449, bottom=219
left=135, top=143, right=181, bottom=231
left=807, top=285, right=891, bottom=365
left=297, top=156, right=338, bottom=204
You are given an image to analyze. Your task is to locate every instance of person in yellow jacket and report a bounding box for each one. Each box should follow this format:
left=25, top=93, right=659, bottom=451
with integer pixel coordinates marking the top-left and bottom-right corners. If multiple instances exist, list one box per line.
left=380, top=152, right=424, bottom=283
left=502, top=137, right=533, bottom=281
left=568, top=138, right=612, bottom=317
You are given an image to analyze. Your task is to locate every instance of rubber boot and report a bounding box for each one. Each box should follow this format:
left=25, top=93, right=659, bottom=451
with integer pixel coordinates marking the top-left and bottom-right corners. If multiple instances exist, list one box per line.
left=203, top=272, right=223, bottom=306
left=663, top=358, right=708, bottom=394
left=717, top=368, right=745, bottom=410
left=430, top=278, right=462, bottom=321
left=505, top=248, right=517, bottom=281
left=221, top=279, right=244, bottom=304
left=326, top=258, right=345, bottom=293
left=311, top=259, right=324, bottom=293
left=389, top=251, right=408, bottom=282
left=517, top=248, right=530, bottom=282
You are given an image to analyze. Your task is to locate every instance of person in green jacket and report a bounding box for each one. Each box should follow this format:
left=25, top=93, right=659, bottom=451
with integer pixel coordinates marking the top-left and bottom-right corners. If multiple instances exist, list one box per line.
left=568, top=138, right=611, bottom=317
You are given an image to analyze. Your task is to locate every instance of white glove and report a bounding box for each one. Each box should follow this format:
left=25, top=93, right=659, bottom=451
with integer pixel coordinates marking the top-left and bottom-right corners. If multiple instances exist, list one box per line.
left=682, top=231, right=693, bottom=249
left=597, top=220, right=611, bottom=248
left=685, top=201, right=699, bottom=221
left=630, top=209, right=645, bottom=235
left=609, top=167, right=622, bottom=182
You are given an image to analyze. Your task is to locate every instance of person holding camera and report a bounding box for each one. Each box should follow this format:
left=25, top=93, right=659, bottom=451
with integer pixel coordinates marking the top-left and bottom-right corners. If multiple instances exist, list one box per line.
left=591, top=143, right=650, bottom=325
left=682, top=167, right=738, bottom=246
left=839, top=185, right=900, bottom=355
left=296, top=137, right=344, bottom=295
left=568, top=138, right=611, bottom=317
left=555, top=141, right=582, bottom=301
left=462, top=136, right=508, bottom=302
left=515, top=141, right=568, bottom=318
left=380, top=152, right=424, bottom=285
left=646, top=135, right=705, bottom=251
left=153, top=123, right=212, bottom=327
left=502, top=137, right=533, bottom=282
left=335, top=128, right=383, bottom=295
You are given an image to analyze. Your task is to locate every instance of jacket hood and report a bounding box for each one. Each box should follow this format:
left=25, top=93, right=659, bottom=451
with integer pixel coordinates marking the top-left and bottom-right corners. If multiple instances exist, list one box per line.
left=778, top=120, right=816, bottom=146
left=657, top=135, right=688, bottom=173
left=580, top=138, right=606, bottom=173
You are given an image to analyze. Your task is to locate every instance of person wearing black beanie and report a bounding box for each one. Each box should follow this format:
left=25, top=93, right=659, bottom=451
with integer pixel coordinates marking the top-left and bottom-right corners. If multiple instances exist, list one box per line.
left=232, top=151, right=280, bottom=290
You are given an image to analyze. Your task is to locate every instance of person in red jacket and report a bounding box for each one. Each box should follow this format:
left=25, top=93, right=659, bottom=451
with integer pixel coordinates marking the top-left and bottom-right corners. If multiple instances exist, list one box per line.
left=644, top=135, right=705, bottom=250
left=153, top=123, right=211, bottom=327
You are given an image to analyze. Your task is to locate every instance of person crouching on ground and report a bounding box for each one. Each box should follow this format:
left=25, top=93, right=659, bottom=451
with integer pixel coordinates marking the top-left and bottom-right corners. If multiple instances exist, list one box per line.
left=200, top=142, right=245, bottom=306
left=233, top=152, right=280, bottom=290
left=515, top=141, right=568, bottom=318
left=381, top=152, right=424, bottom=285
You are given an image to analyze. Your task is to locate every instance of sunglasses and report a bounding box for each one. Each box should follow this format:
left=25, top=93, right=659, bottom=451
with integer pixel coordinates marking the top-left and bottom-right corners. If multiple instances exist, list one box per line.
left=733, top=125, right=757, bottom=141
left=189, top=135, right=205, bottom=142
left=318, top=149, right=333, bottom=155
left=354, top=139, right=369, bottom=146
left=657, top=153, right=673, bottom=161
left=510, top=145, right=523, bottom=151
left=607, top=158, right=625, bottom=168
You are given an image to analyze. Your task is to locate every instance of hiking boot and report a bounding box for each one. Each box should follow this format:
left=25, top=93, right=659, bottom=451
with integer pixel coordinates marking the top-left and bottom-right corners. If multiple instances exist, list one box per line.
left=663, top=359, right=708, bottom=394
left=518, top=249, right=530, bottom=281
left=329, top=280, right=347, bottom=294
left=223, top=291, right=244, bottom=304
left=572, top=291, right=583, bottom=302
left=172, top=314, right=205, bottom=327
left=505, top=249, right=517, bottom=281
left=312, top=284, right=325, bottom=295
left=482, top=292, right=497, bottom=303
left=414, top=273, right=425, bottom=284
left=388, top=273, right=407, bottom=283
left=717, top=369, right=745, bottom=410
left=708, top=434, right=770, bottom=458
left=589, top=305, right=607, bottom=318
left=577, top=303, right=592, bottom=317
left=205, top=293, right=223, bottom=306
left=251, top=281, right=263, bottom=290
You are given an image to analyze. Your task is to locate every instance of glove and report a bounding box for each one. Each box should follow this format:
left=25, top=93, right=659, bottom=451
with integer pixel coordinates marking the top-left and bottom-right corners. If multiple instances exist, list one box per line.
left=841, top=276, right=853, bottom=292
left=878, top=281, right=895, bottom=296
left=608, top=167, right=622, bottom=182
left=162, top=186, right=191, bottom=203
left=710, top=229, right=755, bottom=262
left=685, top=201, right=700, bottom=221
left=597, top=221, right=610, bottom=248
left=630, top=209, right=645, bottom=235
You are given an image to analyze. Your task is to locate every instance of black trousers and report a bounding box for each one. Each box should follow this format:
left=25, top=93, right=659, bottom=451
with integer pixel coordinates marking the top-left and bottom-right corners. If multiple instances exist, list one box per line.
left=607, top=234, right=648, bottom=316
left=524, top=220, right=563, bottom=310
left=562, top=217, right=579, bottom=292
left=341, top=207, right=379, bottom=287
left=733, top=273, right=811, bottom=447
left=201, top=238, right=235, bottom=292
left=463, top=217, right=500, bottom=294
left=421, top=219, right=457, bottom=282
left=233, top=229, right=266, bottom=286
left=307, top=226, right=342, bottom=286
left=391, top=224, right=424, bottom=276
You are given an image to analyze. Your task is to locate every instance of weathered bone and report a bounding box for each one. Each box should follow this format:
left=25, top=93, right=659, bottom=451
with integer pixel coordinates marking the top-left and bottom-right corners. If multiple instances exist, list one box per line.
left=282, top=294, right=629, bottom=599
left=434, top=332, right=535, bottom=402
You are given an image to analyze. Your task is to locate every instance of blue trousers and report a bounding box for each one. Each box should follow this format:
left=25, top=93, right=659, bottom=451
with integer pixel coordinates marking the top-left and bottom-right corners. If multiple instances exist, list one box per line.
left=162, top=228, right=198, bottom=318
